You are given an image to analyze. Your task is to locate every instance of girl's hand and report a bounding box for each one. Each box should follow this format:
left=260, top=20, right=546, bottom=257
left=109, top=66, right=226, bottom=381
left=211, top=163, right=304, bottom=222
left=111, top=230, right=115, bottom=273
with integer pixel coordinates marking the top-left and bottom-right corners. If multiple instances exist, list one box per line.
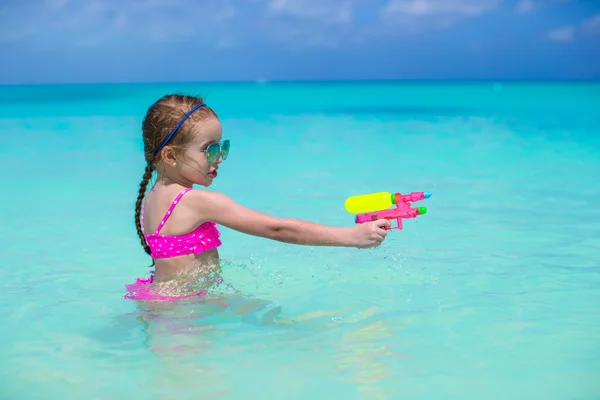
left=350, top=219, right=391, bottom=248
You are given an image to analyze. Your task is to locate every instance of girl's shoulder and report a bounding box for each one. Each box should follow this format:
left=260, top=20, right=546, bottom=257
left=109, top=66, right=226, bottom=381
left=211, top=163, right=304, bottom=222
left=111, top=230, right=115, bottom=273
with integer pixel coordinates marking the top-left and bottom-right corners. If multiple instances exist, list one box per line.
left=144, top=185, right=194, bottom=217
left=162, top=187, right=228, bottom=213
left=182, top=187, right=224, bottom=202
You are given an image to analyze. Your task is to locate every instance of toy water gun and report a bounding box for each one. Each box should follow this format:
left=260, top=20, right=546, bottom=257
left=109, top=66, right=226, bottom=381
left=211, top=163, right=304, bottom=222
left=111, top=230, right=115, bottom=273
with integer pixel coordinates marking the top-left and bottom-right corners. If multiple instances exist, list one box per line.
left=344, top=191, right=431, bottom=230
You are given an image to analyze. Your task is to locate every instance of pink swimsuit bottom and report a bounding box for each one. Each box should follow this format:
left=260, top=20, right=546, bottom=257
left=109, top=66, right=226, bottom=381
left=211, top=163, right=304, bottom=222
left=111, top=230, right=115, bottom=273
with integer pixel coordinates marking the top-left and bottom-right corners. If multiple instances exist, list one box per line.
left=124, top=188, right=222, bottom=301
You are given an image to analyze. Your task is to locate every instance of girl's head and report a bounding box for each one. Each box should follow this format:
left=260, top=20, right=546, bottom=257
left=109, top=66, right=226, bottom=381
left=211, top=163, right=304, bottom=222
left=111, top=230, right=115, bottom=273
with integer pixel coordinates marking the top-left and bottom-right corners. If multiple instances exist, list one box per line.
left=135, top=94, right=230, bottom=255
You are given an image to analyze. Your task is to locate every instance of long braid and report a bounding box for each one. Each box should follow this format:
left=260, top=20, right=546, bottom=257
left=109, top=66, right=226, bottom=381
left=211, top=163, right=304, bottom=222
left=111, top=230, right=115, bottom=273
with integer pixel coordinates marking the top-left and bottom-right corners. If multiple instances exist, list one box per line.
left=135, top=165, right=154, bottom=256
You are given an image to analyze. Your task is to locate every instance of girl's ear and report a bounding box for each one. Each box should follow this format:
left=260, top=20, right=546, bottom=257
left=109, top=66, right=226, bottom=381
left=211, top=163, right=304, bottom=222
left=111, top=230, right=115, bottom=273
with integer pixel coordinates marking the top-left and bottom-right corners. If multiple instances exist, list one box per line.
left=161, top=146, right=177, bottom=166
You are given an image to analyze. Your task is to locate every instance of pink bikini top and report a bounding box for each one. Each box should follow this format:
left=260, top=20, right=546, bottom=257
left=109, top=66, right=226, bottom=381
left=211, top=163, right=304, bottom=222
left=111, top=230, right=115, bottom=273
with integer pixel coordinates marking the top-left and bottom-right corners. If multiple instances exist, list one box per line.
left=142, top=188, right=222, bottom=259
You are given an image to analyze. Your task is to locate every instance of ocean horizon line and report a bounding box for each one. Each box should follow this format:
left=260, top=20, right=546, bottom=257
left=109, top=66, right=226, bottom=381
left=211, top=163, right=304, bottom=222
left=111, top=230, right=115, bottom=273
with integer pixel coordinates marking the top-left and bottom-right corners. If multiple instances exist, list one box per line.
left=1, top=77, right=599, bottom=88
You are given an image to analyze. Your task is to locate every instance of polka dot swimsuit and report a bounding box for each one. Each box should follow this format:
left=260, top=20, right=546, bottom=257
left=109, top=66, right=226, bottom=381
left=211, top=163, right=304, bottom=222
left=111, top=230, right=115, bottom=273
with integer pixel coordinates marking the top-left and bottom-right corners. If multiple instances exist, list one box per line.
left=142, top=188, right=222, bottom=259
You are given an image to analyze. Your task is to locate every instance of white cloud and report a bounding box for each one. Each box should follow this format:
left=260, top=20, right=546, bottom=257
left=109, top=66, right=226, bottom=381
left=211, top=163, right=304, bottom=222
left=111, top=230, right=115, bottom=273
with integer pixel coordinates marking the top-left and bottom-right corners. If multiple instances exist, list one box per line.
left=1, top=0, right=373, bottom=49
left=256, top=0, right=508, bottom=46
left=378, top=0, right=502, bottom=35
left=0, top=0, right=238, bottom=47
left=515, top=0, right=535, bottom=14
left=581, top=14, right=600, bottom=35
left=545, top=13, right=600, bottom=43
left=264, top=0, right=363, bottom=24
left=382, top=0, right=502, bottom=16
left=515, top=0, right=579, bottom=15
left=0, top=0, right=375, bottom=50
left=249, top=0, right=376, bottom=48
left=547, top=26, right=575, bottom=42
left=48, top=0, right=70, bottom=8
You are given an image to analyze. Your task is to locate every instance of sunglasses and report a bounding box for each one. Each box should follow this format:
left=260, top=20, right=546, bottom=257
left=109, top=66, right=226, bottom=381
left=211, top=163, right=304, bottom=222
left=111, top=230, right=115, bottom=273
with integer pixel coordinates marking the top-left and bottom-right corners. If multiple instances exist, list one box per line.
left=177, top=139, right=230, bottom=165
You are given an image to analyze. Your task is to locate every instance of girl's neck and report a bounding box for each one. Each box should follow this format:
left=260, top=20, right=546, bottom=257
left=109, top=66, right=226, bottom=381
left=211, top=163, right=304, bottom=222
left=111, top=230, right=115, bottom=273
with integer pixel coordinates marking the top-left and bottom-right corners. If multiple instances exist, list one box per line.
left=154, top=173, right=192, bottom=189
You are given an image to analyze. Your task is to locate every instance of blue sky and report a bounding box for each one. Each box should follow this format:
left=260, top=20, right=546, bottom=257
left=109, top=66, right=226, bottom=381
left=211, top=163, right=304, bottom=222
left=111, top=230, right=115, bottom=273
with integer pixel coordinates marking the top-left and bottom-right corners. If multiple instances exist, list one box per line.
left=1, top=0, right=599, bottom=84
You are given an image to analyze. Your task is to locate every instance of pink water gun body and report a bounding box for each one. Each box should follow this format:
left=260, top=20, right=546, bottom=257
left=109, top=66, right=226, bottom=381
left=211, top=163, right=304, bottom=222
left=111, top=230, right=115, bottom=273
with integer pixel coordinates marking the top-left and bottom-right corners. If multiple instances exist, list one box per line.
left=344, top=191, right=431, bottom=230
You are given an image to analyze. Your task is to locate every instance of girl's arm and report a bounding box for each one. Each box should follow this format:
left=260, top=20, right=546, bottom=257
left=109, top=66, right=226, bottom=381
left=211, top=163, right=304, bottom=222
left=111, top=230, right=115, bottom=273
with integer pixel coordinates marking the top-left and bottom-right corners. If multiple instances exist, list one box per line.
left=188, top=190, right=389, bottom=248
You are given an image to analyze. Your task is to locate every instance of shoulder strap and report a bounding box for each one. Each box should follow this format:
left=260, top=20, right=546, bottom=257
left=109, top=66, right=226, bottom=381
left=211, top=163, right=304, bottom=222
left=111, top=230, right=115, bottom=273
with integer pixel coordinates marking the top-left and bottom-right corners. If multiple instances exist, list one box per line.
left=141, top=203, right=145, bottom=230
left=155, top=188, right=193, bottom=234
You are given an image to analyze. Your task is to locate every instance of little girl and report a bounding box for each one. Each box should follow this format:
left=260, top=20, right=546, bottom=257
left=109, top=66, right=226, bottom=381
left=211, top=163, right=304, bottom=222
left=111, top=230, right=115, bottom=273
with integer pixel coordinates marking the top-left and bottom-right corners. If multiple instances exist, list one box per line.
left=125, top=94, right=391, bottom=301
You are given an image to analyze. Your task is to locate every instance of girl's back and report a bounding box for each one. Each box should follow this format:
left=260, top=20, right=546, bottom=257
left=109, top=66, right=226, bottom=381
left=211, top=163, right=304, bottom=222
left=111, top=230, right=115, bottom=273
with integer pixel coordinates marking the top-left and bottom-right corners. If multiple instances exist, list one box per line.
left=142, top=184, right=221, bottom=283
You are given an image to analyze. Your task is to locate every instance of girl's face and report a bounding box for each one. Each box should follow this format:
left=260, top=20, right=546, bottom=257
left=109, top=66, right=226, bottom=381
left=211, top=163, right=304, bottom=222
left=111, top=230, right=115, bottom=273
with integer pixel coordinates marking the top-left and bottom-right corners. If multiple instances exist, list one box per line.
left=172, top=118, right=229, bottom=187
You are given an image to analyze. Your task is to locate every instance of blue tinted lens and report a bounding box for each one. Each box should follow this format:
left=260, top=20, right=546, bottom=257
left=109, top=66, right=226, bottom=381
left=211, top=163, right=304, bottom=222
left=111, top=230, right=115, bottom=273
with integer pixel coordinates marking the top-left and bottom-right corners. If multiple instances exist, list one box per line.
left=205, top=140, right=230, bottom=164
left=205, top=142, right=221, bottom=164
left=221, top=140, right=230, bottom=160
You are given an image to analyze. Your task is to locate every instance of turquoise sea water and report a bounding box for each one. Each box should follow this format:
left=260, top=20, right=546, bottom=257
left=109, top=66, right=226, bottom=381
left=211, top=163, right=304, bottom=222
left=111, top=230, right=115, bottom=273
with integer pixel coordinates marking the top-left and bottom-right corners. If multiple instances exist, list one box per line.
left=1, top=81, right=599, bottom=399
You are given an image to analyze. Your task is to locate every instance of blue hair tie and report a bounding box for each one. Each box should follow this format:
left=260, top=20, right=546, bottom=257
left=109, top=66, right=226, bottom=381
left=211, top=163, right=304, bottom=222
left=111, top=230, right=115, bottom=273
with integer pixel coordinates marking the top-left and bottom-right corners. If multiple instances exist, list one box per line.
left=154, top=103, right=206, bottom=160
